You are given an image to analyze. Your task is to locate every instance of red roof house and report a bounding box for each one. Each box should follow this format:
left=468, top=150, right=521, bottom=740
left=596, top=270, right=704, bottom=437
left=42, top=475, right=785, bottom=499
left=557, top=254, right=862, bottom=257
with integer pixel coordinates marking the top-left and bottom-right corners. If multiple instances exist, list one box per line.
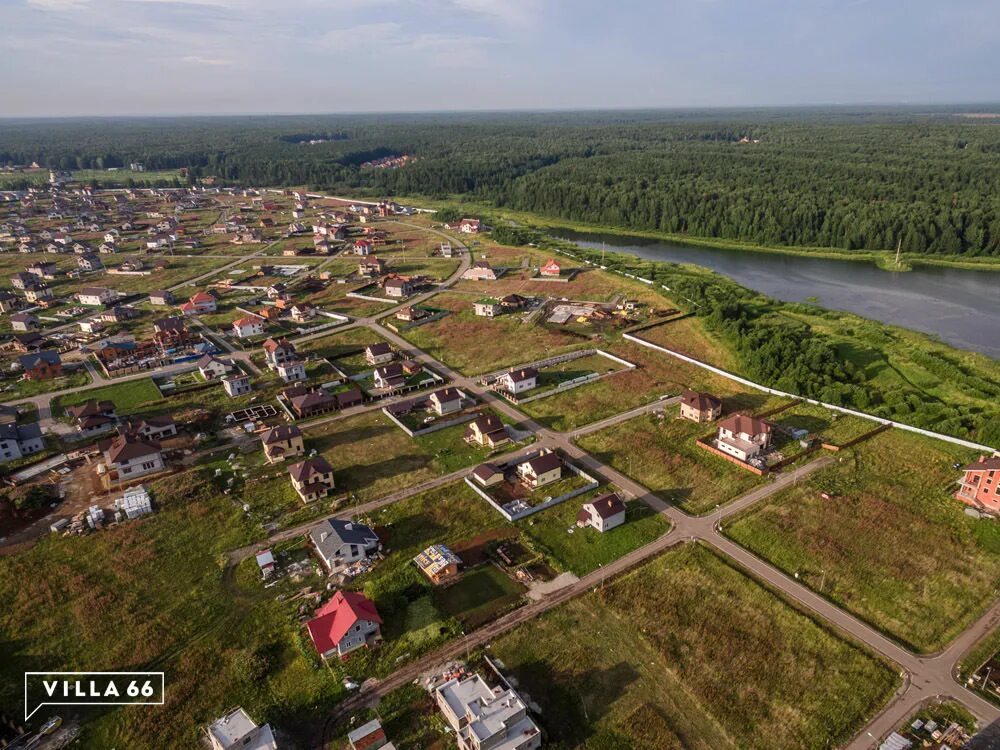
left=956, top=456, right=1000, bottom=513
left=305, top=591, right=382, bottom=661
left=540, top=259, right=561, bottom=277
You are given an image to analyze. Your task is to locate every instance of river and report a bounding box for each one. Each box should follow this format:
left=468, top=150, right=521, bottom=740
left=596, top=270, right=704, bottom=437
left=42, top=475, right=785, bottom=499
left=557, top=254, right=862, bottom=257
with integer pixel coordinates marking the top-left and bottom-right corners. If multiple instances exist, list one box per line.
left=553, top=229, right=1000, bottom=360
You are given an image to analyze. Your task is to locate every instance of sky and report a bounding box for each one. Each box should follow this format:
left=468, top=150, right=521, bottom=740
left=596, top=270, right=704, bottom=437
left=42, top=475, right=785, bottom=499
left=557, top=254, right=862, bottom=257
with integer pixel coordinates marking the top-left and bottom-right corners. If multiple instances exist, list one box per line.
left=1, top=0, right=999, bottom=117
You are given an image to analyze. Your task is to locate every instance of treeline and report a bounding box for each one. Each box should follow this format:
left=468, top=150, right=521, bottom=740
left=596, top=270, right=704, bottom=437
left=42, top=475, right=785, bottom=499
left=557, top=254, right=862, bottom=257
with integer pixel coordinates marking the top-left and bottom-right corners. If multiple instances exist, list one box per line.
left=3, top=110, right=1000, bottom=254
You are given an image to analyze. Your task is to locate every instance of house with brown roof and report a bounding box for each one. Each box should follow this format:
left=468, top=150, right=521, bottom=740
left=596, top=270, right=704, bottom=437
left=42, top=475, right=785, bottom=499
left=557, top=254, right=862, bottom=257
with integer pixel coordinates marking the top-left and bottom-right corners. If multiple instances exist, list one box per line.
left=497, top=367, right=537, bottom=395
left=103, top=432, right=164, bottom=479
left=152, top=317, right=191, bottom=351
left=127, top=414, right=178, bottom=441
left=427, top=388, right=464, bottom=416
left=197, top=354, right=231, bottom=380
left=277, top=359, right=307, bottom=383
left=365, top=342, right=394, bottom=366
left=383, top=277, right=413, bottom=298
left=288, top=456, right=336, bottom=503
left=465, top=414, right=509, bottom=449
left=374, top=363, right=407, bottom=390
left=260, top=424, right=304, bottom=464
left=10, top=313, right=40, bottom=332
left=576, top=492, right=627, bottom=533
left=67, top=399, right=118, bottom=435
left=955, top=456, right=1000, bottom=514
left=262, top=337, right=297, bottom=368
left=716, top=414, right=773, bottom=462
left=518, top=450, right=562, bottom=489
left=358, top=257, right=386, bottom=277
left=471, top=462, right=504, bottom=487
left=680, top=390, right=723, bottom=423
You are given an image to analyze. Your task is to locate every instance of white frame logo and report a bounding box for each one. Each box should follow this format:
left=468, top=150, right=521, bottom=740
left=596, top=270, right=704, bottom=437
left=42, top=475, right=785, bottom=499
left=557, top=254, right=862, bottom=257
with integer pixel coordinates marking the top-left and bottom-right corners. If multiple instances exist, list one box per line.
left=24, top=671, right=165, bottom=721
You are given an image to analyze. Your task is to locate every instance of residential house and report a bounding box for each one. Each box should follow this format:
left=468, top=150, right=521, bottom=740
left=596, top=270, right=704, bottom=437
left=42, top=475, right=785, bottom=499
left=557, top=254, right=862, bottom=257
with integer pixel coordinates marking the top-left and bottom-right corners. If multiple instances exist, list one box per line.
left=11, top=332, right=46, bottom=353
left=148, top=290, right=174, bottom=306
left=445, top=218, right=481, bottom=234
left=413, top=544, right=462, bottom=585
left=0, top=422, right=45, bottom=463
left=260, top=424, right=304, bottom=464
left=18, top=351, right=62, bottom=380
left=179, top=291, right=217, bottom=315
left=428, top=387, right=464, bottom=416
left=365, top=342, right=394, bottom=366
left=499, top=293, right=528, bottom=311
left=576, top=492, right=627, bottom=533
left=128, top=415, right=178, bottom=441
left=197, top=354, right=231, bottom=380
left=305, top=590, right=382, bottom=661
left=288, top=456, right=336, bottom=503
left=232, top=315, right=266, bottom=339
left=255, top=549, right=275, bottom=579
left=77, top=287, right=117, bottom=306
left=152, top=317, right=191, bottom=351
left=374, top=363, right=406, bottom=390
left=100, top=306, right=137, bottom=324
left=79, top=319, right=104, bottom=334
left=353, top=239, right=373, bottom=256
left=262, top=337, right=297, bottom=368
left=540, top=258, right=561, bottom=277
left=290, top=304, right=314, bottom=323
left=10, top=272, right=32, bottom=290
left=10, top=313, right=40, bottom=332
left=277, top=359, right=307, bottom=383
left=206, top=707, right=277, bottom=750
left=434, top=673, right=541, bottom=750
left=955, top=456, right=1000, bottom=513
left=23, top=283, right=54, bottom=304
left=257, top=306, right=281, bottom=322
left=222, top=373, right=252, bottom=398
left=103, top=432, right=164, bottom=479
left=77, top=253, right=103, bottom=272
left=471, top=462, right=505, bottom=487
left=288, top=387, right=362, bottom=419
left=66, top=399, right=118, bottom=436
left=465, top=414, right=510, bottom=449
left=679, top=390, right=723, bottom=423
left=27, top=261, right=58, bottom=279
left=517, top=449, right=562, bottom=489
left=358, top=257, right=386, bottom=277
left=384, top=277, right=415, bottom=298
left=497, top=367, right=537, bottom=395
left=473, top=298, right=501, bottom=317
left=395, top=306, right=427, bottom=323
left=0, top=290, right=23, bottom=313
left=309, top=518, right=380, bottom=575
left=461, top=261, right=497, bottom=281
left=716, top=414, right=774, bottom=462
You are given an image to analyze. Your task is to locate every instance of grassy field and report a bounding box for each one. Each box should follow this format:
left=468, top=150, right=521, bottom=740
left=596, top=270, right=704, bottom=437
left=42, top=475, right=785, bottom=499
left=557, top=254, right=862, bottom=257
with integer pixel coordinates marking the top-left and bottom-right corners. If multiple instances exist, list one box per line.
left=435, top=565, right=525, bottom=629
left=520, top=497, right=670, bottom=576
left=296, top=327, right=394, bottom=374
left=519, top=338, right=782, bottom=432
left=490, top=543, right=898, bottom=750
left=50, top=376, right=161, bottom=416
left=391, top=291, right=589, bottom=375
left=632, top=315, right=741, bottom=370
left=725, top=429, right=997, bottom=653
left=0, top=168, right=185, bottom=187
left=2, top=368, right=92, bottom=401
left=770, top=401, right=878, bottom=446
left=576, top=409, right=769, bottom=514
left=0, top=470, right=345, bottom=748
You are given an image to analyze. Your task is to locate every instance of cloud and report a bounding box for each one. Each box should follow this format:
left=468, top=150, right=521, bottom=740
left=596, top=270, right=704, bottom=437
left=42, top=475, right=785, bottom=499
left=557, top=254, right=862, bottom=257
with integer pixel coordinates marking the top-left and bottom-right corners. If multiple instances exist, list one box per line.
left=26, top=0, right=90, bottom=9
left=180, top=55, right=232, bottom=65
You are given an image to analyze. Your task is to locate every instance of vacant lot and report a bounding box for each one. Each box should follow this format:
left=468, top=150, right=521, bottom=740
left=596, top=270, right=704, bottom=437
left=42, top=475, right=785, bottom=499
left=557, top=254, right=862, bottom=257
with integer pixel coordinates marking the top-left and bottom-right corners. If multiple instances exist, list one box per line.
left=635, top=316, right=740, bottom=370
left=296, top=328, right=394, bottom=374
left=3, top=368, right=92, bottom=401
left=435, top=565, right=525, bottom=629
left=771, top=401, right=879, bottom=447
left=51, top=377, right=162, bottom=416
left=577, top=409, right=769, bottom=514
left=521, top=496, right=671, bottom=576
left=0, top=471, right=343, bottom=748
left=392, top=292, right=587, bottom=375
left=491, top=543, right=898, bottom=750
left=725, top=429, right=994, bottom=653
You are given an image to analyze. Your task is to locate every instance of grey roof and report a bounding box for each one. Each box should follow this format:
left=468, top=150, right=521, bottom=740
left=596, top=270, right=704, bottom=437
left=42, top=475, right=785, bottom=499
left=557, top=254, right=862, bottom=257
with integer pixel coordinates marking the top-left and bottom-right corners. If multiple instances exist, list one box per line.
left=19, top=351, right=61, bottom=368
left=309, top=518, right=379, bottom=560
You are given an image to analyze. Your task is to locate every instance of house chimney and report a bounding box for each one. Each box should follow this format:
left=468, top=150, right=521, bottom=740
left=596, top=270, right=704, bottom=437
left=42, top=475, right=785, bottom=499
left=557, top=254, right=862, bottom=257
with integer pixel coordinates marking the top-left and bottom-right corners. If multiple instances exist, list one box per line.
left=344, top=522, right=353, bottom=530
left=981, top=456, right=988, bottom=464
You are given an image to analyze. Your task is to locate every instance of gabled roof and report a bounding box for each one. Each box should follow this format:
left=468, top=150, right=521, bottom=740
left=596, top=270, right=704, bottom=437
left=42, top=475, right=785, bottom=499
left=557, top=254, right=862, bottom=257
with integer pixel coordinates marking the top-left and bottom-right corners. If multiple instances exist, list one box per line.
left=472, top=462, right=502, bottom=481
left=719, top=413, right=772, bottom=436
left=965, top=456, right=1000, bottom=472
left=105, top=432, right=160, bottom=464
left=288, top=456, right=333, bottom=482
left=189, top=291, right=215, bottom=304
left=681, top=390, right=722, bottom=411
left=586, top=492, right=626, bottom=519
left=470, top=414, right=504, bottom=434
left=504, top=367, right=537, bottom=384
left=261, top=424, right=302, bottom=445
left=523, top=451, right=562, bottom=475
left=429, top=387, right=461, bottom=404
left=153, top=316, right=186, bottom=332
left=262, top=337, right=295, bottom=353
left=19, top=350, right=61, bottom=369
left=366, top=342, right=391, bottom=356
left=306, top=590, right=381, bottom=655
left=66, top=399, right=115, bottom=419
left=233, top=315, right=263, bottom=328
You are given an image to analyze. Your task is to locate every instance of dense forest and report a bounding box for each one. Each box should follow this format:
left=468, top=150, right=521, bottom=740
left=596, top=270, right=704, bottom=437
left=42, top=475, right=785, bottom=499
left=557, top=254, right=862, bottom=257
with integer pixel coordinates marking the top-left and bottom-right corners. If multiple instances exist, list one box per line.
left=2, top=108, right=1000, bottom=255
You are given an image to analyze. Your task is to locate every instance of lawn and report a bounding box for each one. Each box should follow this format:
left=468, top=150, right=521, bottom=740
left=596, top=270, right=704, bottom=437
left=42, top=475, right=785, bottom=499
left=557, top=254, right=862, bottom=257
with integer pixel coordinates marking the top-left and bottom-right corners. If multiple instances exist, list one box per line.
left=725, top=428, right=995, bottom=653
left=435, top=565, right=525, bottom=628
left=0, top=470, right=345, bottom=748
left=635, top=315, right=740, bottom=370
left=2, top=368, right=92, bottom=401
left=520, top=338, right=780, bottom=432
left=770, top=401, right=879, bottom=447
left=304, top=410, right=510, bottom=503
left=489, top=543, right=899, bottom=750
left=296, top=328, right=394, bottom=375
left=575, top=409, right=769, bottom=514
left=413, top=409, right=532, bottom=472
left=50, top=376, right=161, bottom=416
left=520, top=497, right=671, bottom=576
left=391, top=291, right=588, bottom=375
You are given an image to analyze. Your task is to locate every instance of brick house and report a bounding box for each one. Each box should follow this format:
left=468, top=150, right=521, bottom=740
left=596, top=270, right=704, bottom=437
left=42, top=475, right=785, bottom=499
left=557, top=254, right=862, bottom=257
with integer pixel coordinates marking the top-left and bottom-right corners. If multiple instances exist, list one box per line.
left=955, top=456, right=1000, bottom=513
left=19, top=351, right=62, bottom=380
left=679, top=390, right=723, bottom=423
left=260, top=424, right=305, bottom=464
left=288, top=456, right=336, bottom=503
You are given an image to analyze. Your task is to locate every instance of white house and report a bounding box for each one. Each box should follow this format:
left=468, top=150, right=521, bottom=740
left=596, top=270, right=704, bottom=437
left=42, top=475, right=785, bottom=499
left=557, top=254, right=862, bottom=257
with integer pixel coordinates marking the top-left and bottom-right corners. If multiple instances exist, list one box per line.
left=222, top=373, right=253, bottom=397
left=206, top=707, right=277, bottom=750
left=576, top=492, right=627, bottom=533
left=77, top=287, right=117, bottom=306
left=197, top=354, right=231, bottom=380
left=716, top=414, right=773, bottom=462
left=277, top=360, right=306, bottom=383
left=309, top=518, right=380, bottom=574
left=435, top=673, right=541, bottom=750
left=232, top=315, right=266, bottom=339
left=103, top=433, right=164, bottom=479
left=498, top=367, right=538, bottom=394
left=517, top=449, right=562, bottom=489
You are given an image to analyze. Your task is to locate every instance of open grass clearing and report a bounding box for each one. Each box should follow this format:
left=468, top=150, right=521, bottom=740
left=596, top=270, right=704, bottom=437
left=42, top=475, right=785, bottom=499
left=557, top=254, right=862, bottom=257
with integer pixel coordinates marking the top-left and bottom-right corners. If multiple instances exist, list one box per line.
left=725, top=428, right=994, bottom=653
left=490, top=543, right=899, bottom=750
left=2, top=368, right=92, bottom=401
left=51, top=376, right=161, bottom=416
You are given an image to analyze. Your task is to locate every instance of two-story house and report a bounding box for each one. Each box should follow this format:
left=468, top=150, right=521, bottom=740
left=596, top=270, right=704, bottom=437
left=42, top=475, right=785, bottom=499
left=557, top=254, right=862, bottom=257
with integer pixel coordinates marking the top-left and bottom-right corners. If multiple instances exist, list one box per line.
left=288, top=456, right=336, bottom=503
left=435, top=673, right=541, bottom=750
left=305, top=590, right=382, bottom=661
left=260, top=424, right=305, bottom=464
left=517, top=450, right=563, bottom=489
left=309, top=518, right=380, bottom=574
left=716, top=414, right=773, bottom=462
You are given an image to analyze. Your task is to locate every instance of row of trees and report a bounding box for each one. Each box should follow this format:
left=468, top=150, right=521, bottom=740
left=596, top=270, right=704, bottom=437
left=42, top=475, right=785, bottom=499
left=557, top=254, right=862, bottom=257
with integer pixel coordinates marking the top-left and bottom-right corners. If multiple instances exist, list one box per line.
left=2, top=111, right=1000, bottom=254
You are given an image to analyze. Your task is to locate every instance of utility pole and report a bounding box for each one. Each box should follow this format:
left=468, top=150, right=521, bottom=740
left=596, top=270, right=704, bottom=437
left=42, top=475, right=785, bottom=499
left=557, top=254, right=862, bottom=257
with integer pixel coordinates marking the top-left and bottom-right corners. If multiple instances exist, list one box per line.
left=894, top=237, right=902, bottom=269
